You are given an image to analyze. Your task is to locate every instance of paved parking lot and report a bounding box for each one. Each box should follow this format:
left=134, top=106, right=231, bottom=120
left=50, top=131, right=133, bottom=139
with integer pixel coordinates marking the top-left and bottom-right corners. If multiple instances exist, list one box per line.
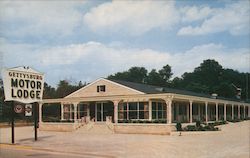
left=0, top=121, right=249, bottom=158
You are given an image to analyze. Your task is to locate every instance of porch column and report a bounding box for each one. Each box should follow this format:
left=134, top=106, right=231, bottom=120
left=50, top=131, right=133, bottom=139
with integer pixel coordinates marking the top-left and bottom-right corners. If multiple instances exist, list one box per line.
left=165, top=99, right=172, bottom=124
left=73, top=103, right=77, bottom=123
left=243, top=105, right=245, bottom=118
left=205, top=102, right=208, bottom=123
left=176, top=104, right=179, bottom=121
left=70, top=105, right=72, bottom=120
left=238, top=105, right=240, bottom=119
left=189, top=101, right=193, bottom=123
left=61, top=103, right=64, bottom=120
left=113, top=100, right=120, bottom=124
left=248, top=105, right=250, bottom=117
left=87, top=103, right=90, bottom=117
left=198, top=104, right=201, bottom=121
left=187, top=104, right=189, bottom=122
left=39, top=103, right=43, bottom=123
left=216, top=103, right=218, bottom=121
left=149, top=100, right=152, bottom=121
left=232, top=105, right=234, bottom=120
left=224, top=103, right=226, bottom=121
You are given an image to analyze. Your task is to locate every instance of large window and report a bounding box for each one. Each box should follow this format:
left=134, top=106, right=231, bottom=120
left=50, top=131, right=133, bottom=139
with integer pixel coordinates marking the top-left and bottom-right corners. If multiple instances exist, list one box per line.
left=78, top=103, right=88, bottom=119
left=152, top=102, right=166, bottom=120
left=118, top=103, right=128, bottom=120
left=118, top=102, right=149, bottom=120
left=63, top=104, right=74, bottom=120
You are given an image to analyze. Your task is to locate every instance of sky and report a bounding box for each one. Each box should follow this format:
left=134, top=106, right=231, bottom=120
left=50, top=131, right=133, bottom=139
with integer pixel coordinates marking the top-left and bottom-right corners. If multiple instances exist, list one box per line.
left=0, top=0, right=249, bottom=87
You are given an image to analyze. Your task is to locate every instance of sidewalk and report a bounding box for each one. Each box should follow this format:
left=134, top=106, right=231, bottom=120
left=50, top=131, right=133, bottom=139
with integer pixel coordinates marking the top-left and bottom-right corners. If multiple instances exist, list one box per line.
left=1, top=121, right=249, bottom=158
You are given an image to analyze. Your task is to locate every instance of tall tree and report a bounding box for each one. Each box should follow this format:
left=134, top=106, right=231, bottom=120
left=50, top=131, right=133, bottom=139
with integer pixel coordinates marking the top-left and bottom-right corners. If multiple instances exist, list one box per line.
left=146, top=69, right=165, bottom=86
left=108, top=66, right=148, bottom=83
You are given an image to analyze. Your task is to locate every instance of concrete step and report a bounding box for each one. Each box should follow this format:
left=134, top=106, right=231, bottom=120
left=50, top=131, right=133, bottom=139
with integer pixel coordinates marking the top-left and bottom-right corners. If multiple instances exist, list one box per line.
left=76, top=122, right=114, bottom=134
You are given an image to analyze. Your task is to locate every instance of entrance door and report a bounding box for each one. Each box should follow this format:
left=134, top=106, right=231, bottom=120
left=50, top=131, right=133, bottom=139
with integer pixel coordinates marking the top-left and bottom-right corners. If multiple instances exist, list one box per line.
left=95, top=102, right=114, bottom=122
left=96, top=103, right=103, bottom=121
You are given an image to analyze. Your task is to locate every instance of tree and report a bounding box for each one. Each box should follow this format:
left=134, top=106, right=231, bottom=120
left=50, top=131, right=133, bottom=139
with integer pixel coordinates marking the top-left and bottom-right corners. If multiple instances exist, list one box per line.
left=108, top=66, right=148, bottom=83
left=43, top=82, right=56, bottom=99
left=159, top=64, right=173, bottom=84
left=146, top=69, right=165, bottom=86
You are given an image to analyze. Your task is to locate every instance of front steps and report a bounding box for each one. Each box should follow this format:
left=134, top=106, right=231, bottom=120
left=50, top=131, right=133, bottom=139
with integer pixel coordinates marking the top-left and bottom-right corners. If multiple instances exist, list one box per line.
left=76, top=122, right=114, bottom=134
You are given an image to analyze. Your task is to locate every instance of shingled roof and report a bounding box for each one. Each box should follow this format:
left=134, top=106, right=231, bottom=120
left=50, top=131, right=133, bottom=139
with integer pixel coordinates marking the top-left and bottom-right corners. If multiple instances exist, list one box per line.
left=109, top=79, right=245, bottom=102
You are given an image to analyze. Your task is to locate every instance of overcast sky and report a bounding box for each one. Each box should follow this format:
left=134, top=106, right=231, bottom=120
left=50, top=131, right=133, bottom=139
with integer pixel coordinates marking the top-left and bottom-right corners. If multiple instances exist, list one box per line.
left=0, top=0, right=249, bottom=87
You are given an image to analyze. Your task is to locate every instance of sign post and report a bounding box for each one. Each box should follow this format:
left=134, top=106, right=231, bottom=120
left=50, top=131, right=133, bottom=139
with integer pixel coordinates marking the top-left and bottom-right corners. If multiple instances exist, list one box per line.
left=34, top=102, right=38, bottom=141
left=11, top=101, right=14, bottom=144
left=2, top=66, right=44, bottom=144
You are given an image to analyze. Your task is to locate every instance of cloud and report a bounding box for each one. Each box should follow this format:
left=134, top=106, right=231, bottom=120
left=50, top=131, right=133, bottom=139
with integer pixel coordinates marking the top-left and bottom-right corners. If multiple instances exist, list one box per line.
left=83, top=1, right=179, bottom=36
left=178, top=1, right=250, bottom=35
left=180, top=5, right=213, bottom=22
left=1, top=39, right=249, bottom=85
left=39, top=42, right=249, bottom=82
left=0, top=1, right=84, bottom=37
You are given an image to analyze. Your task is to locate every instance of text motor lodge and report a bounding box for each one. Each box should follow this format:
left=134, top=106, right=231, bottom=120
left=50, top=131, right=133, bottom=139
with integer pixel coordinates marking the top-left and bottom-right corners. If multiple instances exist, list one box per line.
left=9, top=71, right=43, bottom=99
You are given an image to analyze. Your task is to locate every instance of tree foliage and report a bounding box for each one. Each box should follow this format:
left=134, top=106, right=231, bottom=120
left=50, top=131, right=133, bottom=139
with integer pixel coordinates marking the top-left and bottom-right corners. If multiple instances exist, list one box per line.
left=108, top=59, right=250, bottom=100
left=43, top=80, right=85, bottom=99
left=108, top=64, right=172, bottom=86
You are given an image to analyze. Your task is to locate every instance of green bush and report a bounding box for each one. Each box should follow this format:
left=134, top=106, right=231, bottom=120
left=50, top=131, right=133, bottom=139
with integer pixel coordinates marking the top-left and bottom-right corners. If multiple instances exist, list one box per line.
left=196, top=121, right=201, bottom=128
left=186, top=125, right=196, bottom=131
left=176, top=122, right=182, bottom=131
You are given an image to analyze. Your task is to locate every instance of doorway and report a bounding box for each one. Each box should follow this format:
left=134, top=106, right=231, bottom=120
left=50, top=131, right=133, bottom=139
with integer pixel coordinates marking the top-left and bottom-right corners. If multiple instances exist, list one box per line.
left=94, top=102, right=114, bottom=122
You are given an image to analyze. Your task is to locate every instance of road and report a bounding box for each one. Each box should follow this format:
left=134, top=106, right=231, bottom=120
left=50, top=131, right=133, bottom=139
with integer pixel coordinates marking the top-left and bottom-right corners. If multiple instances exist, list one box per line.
left=0, top=146, right=108, bottom=158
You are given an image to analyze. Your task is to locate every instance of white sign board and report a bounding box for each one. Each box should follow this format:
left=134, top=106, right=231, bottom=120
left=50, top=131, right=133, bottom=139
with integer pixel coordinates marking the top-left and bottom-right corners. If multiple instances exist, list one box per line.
left=25, top=104, right=32, bottom=116
left=2, top=66, right=45, bottom=104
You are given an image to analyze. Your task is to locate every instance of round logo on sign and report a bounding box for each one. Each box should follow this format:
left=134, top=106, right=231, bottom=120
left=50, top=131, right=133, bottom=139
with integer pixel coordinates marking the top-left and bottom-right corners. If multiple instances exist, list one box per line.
left=14, top=105, right=24, bottom=113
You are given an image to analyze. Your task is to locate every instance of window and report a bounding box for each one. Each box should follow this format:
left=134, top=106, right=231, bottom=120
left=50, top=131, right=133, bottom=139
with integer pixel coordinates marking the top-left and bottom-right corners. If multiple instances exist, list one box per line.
left=78, top=103, right=88, bottom=118
left=63, top=104, right=74, bottom=120
left=118, top=102, right=128, bottom=120
left=118, top=102, right=149, bottom=120
left=129, top=102, right=138, bottom=119
left=152, top=102, right=166, bottom=120
left=97, top=85, right=106, bottom=92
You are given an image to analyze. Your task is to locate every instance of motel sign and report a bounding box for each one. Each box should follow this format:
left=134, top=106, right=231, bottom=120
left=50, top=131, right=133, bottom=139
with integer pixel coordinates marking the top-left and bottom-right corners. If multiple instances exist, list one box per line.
left=2, top=66, right=44, bottom=103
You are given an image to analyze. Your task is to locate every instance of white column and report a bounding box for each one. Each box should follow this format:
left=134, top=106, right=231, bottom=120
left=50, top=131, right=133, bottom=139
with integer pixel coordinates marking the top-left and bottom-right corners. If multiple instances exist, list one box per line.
left=149, top=100, right=152, bottom=121
left=69, top=104, right=72, bottom=120
left=198, top=104, right=201, bottom=121
left=87, top=103, right=90, bottom=117
left=166, top=99, right=172, bottom=124
left=39, top=103, right=43, bottom=123
left=176, top=104, right=179, bottom=121
left=73, top=103, right=77, bottom=123
left=243, top=105, right=245, bottom=118
left=189, top=101, right=193, bottom=123
left=216, top=103, right=218, bottom=121
left=205, top=102, right=208, bottom=123
left=238, top=105, right=240, bottom=119
left=61, top=103, right=64, bottom=120
left=232, top=105, right=234, bottom=120
left=248, top=106, right=250, bottom=117
left=113, top=100, right=119, bottom=124
left=78, top=104, right=80, bottom=119
left=224, top=104, right=227, bottom=121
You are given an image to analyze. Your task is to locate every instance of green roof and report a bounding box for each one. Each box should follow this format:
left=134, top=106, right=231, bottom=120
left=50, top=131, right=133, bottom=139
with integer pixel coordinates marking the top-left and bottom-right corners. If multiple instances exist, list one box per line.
left=109, top=79, right=247, bottom=103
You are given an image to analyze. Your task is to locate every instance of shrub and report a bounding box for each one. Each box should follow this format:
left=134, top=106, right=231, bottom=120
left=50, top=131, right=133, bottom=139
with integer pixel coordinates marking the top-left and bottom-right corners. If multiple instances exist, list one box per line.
left=196, top=121, right=201, bottom=128
left=186, top=125, right=196, bottom=131
left=176, top=122, right=182, bottom=131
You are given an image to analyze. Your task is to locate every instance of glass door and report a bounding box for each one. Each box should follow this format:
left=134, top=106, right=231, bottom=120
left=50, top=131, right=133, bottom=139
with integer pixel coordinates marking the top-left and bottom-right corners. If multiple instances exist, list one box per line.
left=95, top=102, right=114, bottom=122
left=96, top=103, right=103, bottom=121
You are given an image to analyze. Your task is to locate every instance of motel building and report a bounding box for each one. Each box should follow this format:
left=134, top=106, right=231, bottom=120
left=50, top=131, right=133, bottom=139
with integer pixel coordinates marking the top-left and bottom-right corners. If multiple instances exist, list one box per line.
left=39, top=78, right=250, bottom=134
